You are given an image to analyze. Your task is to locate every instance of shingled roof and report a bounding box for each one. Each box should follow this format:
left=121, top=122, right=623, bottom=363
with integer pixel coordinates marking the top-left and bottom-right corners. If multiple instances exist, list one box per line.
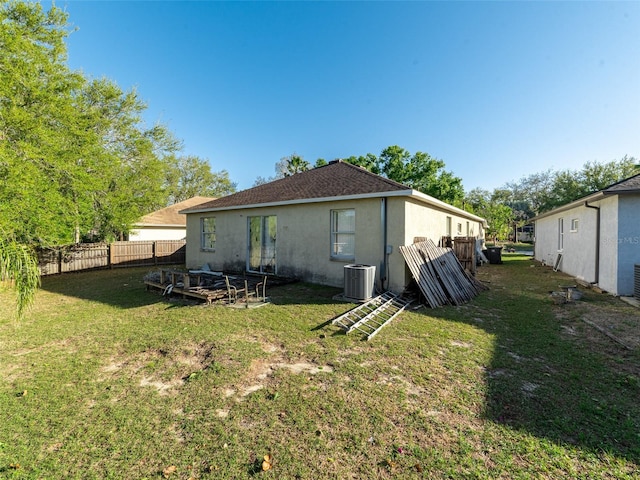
left=603, top=172, right=640, bottom=194
left=531, top=172, right=640, bottom=221
left=182, top=161, right=411, bottom=212
left=138, top=196, right=216, bottom=226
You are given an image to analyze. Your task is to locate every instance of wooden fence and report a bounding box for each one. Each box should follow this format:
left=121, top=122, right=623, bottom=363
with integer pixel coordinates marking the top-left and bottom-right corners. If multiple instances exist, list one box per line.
left=38, top=240, right=186, bottom=275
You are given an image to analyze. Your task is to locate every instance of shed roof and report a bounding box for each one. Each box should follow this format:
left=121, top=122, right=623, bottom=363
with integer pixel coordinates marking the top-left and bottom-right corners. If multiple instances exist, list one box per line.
left=137, top=196, right=216, bottom=227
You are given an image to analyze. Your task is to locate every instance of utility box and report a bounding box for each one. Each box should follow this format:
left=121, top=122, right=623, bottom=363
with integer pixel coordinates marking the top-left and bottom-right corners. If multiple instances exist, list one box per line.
left=344, top=264, right=376, bottom=302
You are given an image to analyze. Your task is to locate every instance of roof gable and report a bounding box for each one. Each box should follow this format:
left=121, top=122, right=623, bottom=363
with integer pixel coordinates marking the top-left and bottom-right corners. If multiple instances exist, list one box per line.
left=182, top=161, right=410, bottom=212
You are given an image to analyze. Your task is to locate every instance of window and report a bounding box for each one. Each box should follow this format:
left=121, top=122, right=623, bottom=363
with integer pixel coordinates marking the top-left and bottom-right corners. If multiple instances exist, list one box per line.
left=456, top=223, right=463, bottom=236
left=570, top=218, right=579, bottom=232
left=446, top=216, right=452, bottom=236
left=201, top=217, right=216, bottom=251
left=466, top=221, right=470, bottom=236
left=558, top=218, right=564, bottom=250
left=331, top=209, right=355, bottom=260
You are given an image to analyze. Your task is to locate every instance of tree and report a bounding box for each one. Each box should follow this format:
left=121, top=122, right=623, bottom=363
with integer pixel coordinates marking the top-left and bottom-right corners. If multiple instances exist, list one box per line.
left=463, top=188, right=514, bottom=241
left=283, top=154, right=310, bottom=176
left=378, top=146, right=464, bottom=205
left=0, top=238, right=40, bottom=319
left=0, top=1, right=181, bottom=244
left=253, top=153, right=310, bottom=186
left=164, top=155, right=236, bottom=203
left=504, top=157, right=638, bottom=216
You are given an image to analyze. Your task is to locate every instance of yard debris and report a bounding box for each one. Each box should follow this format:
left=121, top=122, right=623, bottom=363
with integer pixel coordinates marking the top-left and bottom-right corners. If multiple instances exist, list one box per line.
left=162, top=465, right=177, bottom=477
left=262, top=453, right=273, bottom=471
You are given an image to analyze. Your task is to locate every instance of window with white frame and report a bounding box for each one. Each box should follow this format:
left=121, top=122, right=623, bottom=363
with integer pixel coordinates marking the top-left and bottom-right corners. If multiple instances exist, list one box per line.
left=456, top=222, right=463, bottom=236
left=201, top=217, right=216, bottom=251
left=570, top=218, right=579, bottom=232
left=331, top=209, right=355, bottom=260
left=446, top=216, right=452, bottom=237
left=558, top=218, right=564, bottom=250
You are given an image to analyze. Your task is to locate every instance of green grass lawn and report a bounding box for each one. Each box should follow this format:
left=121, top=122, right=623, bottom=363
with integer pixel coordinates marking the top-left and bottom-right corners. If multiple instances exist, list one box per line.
left=1, top=257, right=639, bottom=479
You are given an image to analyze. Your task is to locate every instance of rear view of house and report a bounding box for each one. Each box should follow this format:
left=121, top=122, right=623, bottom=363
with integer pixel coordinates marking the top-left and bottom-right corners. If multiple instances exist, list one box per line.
left=181, top=160, right=486, bottom=295
left=532, top=173, right=640, bottom=296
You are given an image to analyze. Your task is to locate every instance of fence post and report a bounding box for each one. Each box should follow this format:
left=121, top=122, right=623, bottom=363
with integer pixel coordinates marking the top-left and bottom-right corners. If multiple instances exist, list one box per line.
left=153, top=241, right=157, bottom=266
left=109, top=243, right=114, bottom=269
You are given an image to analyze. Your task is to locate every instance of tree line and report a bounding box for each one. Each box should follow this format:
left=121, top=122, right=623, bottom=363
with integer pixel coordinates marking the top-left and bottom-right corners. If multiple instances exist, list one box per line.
left=258, top=152, right=638, bottom=241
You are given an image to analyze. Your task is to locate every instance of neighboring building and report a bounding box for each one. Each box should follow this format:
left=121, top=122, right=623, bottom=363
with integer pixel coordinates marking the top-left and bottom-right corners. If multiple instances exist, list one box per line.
left=128, top=196, right=216, bottom=241
left=180, top=160, right=486, bottom=294
left=531, top=173, right=640, bottom=296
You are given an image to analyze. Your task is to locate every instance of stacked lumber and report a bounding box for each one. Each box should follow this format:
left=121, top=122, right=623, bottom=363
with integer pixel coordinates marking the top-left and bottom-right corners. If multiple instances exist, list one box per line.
left=399, top=239, right=487, bottom=308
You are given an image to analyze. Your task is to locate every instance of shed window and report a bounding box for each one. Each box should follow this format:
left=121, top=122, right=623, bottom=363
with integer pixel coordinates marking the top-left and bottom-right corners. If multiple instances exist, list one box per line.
left=570, top=219, right=579, bottom=232
left=331, top=209, right=355, bottom=260
left=201, top=217, right=216, bottom=251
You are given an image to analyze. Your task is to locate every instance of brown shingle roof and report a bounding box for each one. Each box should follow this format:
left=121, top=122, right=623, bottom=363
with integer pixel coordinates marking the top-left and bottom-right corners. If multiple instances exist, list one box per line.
left=138, top=196, right=217, bottom=226
left=182, top=161, right=410, bottom=212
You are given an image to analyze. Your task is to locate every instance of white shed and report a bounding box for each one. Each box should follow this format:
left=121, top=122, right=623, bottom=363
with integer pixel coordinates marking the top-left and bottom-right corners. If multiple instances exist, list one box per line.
left=531, top=173, right=640, bottom=296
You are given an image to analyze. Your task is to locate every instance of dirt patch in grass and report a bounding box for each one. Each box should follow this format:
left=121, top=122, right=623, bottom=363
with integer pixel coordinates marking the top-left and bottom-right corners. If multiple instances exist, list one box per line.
left=100, top=341, right=218, bottom=395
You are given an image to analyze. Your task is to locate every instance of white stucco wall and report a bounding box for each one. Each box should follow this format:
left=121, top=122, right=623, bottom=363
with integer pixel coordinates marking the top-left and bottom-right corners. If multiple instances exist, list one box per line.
left=128, top=227, right=187, bottom=241
left=533, top=194, right=640, bottom=296
left=534, top=203, right=600, bottom=284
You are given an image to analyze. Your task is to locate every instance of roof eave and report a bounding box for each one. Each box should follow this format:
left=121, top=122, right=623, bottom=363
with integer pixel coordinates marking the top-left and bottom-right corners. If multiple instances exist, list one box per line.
left=408, top=190, right=488, bottom=226
left=531, top=191, right=605, bottom=221
left=184, top=189, right=488, bottom=227
left=182, top=190, right=413, bottom=213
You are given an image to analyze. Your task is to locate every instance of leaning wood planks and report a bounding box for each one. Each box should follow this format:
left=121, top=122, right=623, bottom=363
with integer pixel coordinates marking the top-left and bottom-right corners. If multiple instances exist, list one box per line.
left=399, top=239, right=487, bottom=308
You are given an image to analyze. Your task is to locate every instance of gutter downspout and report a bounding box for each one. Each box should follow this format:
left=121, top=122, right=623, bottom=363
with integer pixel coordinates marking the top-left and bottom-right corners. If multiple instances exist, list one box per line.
left=380, top=198, right=389, bottom=291
left=584, top=201, right=600, bottom=285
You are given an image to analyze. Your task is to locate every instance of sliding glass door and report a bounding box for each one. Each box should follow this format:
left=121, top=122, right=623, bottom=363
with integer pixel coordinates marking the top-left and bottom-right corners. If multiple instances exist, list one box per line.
left=248, top=216, right=277, bottom=274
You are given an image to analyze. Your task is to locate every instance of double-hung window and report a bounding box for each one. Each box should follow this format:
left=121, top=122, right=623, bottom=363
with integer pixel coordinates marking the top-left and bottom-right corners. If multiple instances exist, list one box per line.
left=201, top=217, right=216, bottom=251
left=331, top=209, right=355, bottom=260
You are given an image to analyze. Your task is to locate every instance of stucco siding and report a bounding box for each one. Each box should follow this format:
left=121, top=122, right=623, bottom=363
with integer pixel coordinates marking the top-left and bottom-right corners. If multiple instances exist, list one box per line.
left=616, top=194, right=640, bottom=295
left=534, top=204, right=599, bottom=283
left=186, top=196, right=485, bottom=294
left=596, top=196, right=619, bottom=294
left=186, top=198, right=386, bottom=289
left=390, top=199, right=484, bottom=292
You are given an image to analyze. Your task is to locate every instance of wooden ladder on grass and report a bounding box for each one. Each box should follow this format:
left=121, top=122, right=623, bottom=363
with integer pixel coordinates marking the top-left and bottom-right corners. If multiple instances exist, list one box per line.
left=332, top=292, right=412, bottom=340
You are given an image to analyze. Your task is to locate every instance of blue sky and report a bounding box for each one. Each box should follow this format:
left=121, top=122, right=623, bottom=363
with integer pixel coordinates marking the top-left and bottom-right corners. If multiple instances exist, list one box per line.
left=51, top=1, right=639, bottom=192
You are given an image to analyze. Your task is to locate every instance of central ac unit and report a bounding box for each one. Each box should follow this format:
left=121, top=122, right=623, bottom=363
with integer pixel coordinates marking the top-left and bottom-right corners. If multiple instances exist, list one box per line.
left=344, top=264, right=376, bottom=301
left=635, top=264, right=640, bottom=300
